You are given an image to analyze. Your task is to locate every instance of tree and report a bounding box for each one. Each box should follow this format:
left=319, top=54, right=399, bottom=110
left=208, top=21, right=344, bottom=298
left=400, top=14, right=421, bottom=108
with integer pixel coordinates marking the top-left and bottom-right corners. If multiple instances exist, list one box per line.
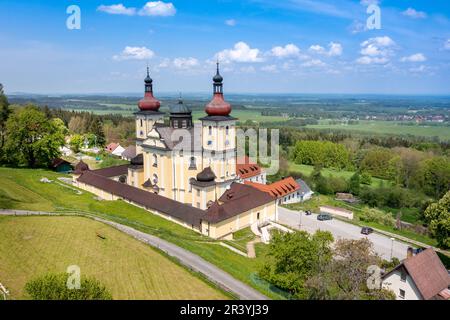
left=412, top=157, right=450, bottom=199
left=349, top=172, right=361, bottom=195
left=25, top=273, right=112, bottom=300
left=4, top=105, right=65, bottom=167
left=360, top=172, right=372, bottom=185
left=330, top=238, right=394, bottom=300
left=70, top=134, right=84, bottom=154
left=259, top=230, right=334, bottom=299
left=423, top=191, right=450, bottom=249
left=88, top=118, right=106, bottom=147
left=360, top=148, right=395, bottom=180
left=0, top=83, right=10, bottom=152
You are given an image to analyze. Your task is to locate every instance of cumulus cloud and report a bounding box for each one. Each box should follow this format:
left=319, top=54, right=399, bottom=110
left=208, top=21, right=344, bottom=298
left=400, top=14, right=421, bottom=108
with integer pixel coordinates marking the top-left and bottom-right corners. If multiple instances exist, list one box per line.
left=216, top=42, right=263, bottom=63
left=309, top=42, right=343, bottom=57
left=445, top=39, right=450, bottom=50
left=99, top=2, right=176, bottom=17
left=356, top=56, right=389, bottom=65
left=225, top=19, right=237, bottom=26
left=302, top=59, right=326, bottom=67
left=409, top=65, right=427, bottom=73
left=400, top=53, right=427, bottom=62
left=173, top=57, right=199, bottom=69
left=113, top=46, right=155, bottom=61
left=139, top=1, right=176, bottom=16
left=271, top=44, right=301, bottom=58
left=97, top=4, right=136, bottom=15
left=261, top=65, right=278, bottom=73
left=357, top=36, right=395, bottom=64
left=402, top=8, right=427, bottom=19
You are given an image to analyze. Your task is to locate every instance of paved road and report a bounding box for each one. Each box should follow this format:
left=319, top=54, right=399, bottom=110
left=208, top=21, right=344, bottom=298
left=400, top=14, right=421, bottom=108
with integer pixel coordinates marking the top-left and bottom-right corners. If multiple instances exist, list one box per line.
left=0, top=210, right=268, bottom=300
left=278, top=207, right=409, bottom=260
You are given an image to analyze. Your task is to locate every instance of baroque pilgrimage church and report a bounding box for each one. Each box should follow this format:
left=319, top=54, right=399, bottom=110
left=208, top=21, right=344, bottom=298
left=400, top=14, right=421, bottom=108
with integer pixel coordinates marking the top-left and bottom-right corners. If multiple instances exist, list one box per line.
left=74, top=64, right=279, bottom=239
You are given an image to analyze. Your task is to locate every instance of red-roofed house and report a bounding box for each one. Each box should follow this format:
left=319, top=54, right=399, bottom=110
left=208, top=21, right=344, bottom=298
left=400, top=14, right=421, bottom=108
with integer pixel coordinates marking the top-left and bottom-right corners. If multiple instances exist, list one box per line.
left=382, top=248, right=450, bottom=300
left=105, top=142, right=125, bottom=157
left=245, top=176, right=303, bottom=205
left=236, top=156, right=266, bottom=184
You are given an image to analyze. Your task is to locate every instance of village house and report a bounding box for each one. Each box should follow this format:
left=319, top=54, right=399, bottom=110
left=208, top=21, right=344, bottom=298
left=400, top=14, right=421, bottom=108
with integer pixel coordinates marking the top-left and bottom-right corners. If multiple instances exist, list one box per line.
left=105, top=142, right=125, bottom=157
left=73, top=64, right=279, bottom=239
left=382, top=248, right=450, bottom=300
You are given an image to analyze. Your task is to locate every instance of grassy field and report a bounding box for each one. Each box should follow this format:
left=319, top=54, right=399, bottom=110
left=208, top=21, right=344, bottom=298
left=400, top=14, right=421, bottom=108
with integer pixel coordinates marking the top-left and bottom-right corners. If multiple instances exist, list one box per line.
left=305, top=120, right=450, bottom=141
left=0, top=167, right=283, bottom=299
left=0, top=216, right=228, bottom=300
left=288, top=162, right=387, bottom=187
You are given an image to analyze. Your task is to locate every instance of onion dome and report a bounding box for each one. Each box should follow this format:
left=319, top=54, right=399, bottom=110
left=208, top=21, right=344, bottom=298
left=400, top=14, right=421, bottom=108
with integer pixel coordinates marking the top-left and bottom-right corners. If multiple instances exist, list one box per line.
left=130, top=154, right=144, bottom=166
left=73, top=160, right=89, bottom=175
left=138, top=66, right=161, bottom=111
left=205, top=62, right=232, bottom=117
left=170, top=99, right=191, bottom=114
left=197, top=167, right=216, bottom=182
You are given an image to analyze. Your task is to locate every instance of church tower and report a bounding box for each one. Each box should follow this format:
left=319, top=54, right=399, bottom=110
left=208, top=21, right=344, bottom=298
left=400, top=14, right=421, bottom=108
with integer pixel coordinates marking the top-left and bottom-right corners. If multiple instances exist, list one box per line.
left=200, top=63, right=237, bottom=191
left=135, top=66, right=164, bottom=153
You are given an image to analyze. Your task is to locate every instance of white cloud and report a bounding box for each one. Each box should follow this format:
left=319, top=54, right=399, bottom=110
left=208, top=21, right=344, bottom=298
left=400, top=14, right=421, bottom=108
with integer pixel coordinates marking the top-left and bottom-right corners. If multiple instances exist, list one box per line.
left=261, top=65, right=278, bottom=73
left=402, top=8, right=427, bottom=19
left=271, top=44, right=301, bottom=58
left=360, top=0, right=379, bottom=6
left=113, top=46, right=155, bottom=61
left=309, top=42, right=343, bottom=57
left=309, top=45, right=326, bottom=55
left=302, top=59, right=325, bottom=67
left=358, top=36, right=396, bottom=64
left=173, top=57, right=199, bottom=69
left=356, top=56, right=389, bottom=65
left=445, top=39, right=450, bottom=50
left=240, top=66, right=256, bottom=73
left=400, top=53, right=426, bottom=62
left=139, top=1, right=176, bottom=16
left=216, top=42, right=263, bottom=63
left=225, top=19, right=237, bottom=27
left=97, top=4, right=136, bottom=15
left=409, top=65, right=427, bottom=73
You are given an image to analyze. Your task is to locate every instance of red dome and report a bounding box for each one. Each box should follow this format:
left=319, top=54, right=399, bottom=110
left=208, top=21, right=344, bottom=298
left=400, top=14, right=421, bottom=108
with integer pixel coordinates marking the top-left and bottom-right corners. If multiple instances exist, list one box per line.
left=138, top=92, right=161, bottom=111
left=205, top=93, right=231, bottom=116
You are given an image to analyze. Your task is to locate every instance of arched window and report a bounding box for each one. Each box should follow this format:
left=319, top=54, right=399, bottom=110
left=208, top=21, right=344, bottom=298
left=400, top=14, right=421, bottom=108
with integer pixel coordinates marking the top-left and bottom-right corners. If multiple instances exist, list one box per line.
left=226, top=126, right=229, bottom=135
left=140, top=119, right=143, bottom=127
left=153, top=154, right=158, bottom=167
left=189, top=156, right=196, bottom=169
left=153, top=174, right=158, bottom=185
left=208, top=126, right=212, bottom=135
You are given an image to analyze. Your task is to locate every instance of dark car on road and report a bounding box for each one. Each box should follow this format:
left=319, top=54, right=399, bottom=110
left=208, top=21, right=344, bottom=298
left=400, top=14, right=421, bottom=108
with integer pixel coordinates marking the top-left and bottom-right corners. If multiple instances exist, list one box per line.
left=317, top=213, right=333, bottom=221
left=305, top=210, right=312, bottom=216
left=361, top=227, right=374, bottom=235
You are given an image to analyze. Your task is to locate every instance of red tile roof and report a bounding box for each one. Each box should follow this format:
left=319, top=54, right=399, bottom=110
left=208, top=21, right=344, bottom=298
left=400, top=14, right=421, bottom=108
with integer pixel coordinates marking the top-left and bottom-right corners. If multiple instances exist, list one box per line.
left=383, top=248, right=450, bottom=300
left=245, top=177, right=300, bottom=199
left=105, top=143, right=119, bottom=153
left=236, top=156, right=262, bottom=179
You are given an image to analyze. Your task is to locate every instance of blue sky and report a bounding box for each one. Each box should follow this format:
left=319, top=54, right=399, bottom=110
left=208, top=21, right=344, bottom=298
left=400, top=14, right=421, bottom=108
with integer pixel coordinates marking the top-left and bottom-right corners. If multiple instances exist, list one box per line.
left=0, top=0, right=449, bottom=94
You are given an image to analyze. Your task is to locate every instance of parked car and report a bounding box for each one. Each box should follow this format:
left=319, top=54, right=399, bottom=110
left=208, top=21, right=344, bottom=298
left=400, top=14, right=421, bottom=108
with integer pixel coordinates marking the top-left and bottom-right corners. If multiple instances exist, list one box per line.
left=305, top=210, right=312, bottom=216
left=317, top=213, right=333, bottom=221
left=361, top=227, right=374, bottom=235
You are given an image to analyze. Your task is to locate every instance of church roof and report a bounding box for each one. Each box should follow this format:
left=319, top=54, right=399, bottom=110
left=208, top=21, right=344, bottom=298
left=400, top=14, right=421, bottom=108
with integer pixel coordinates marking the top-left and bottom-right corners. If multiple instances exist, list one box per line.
left=197, top=167, right=216, bottom=182
left=77, top=171, right=205, bottom=227
left=203, top=183, right=274, bottom=224
left=73, top=160, right=90, bottom=175
left=244, top=177, right=300, bottom=199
